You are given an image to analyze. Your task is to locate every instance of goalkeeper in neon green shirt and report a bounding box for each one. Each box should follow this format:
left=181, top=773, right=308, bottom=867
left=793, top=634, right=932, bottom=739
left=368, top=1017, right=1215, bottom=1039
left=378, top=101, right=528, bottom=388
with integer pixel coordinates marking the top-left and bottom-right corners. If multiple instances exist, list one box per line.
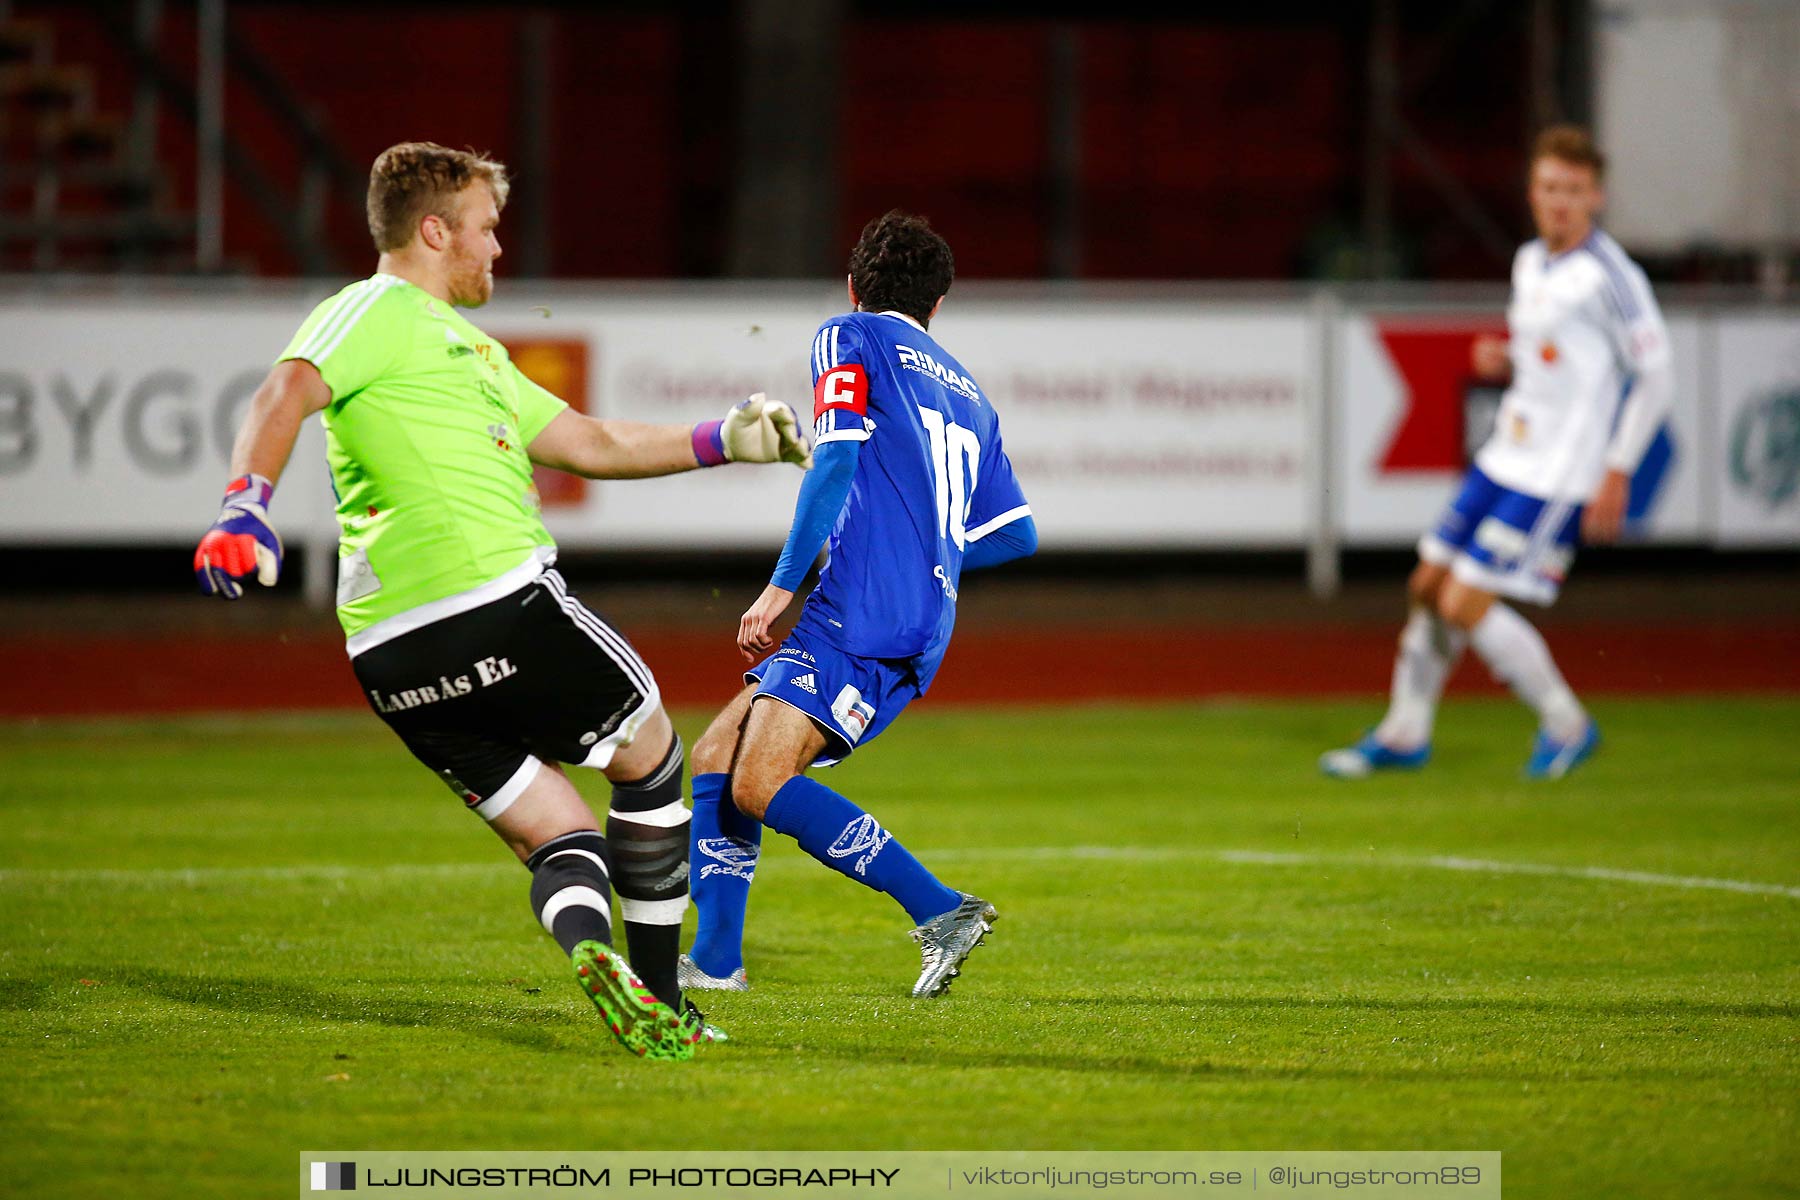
left=192, top=142, right=808, bottom=1061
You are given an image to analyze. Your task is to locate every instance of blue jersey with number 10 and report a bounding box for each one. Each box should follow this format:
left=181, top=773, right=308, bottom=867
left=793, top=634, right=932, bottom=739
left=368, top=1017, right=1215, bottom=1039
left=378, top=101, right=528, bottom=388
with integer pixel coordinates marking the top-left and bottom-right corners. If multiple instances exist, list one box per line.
left=799, top=310, right=1030, bottom=688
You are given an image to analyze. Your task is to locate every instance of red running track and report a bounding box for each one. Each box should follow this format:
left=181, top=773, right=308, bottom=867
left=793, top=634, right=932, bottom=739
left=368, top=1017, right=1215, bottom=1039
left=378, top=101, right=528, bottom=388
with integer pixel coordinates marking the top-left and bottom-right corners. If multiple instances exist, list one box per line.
left=4, top=624, right=1797, bottom=718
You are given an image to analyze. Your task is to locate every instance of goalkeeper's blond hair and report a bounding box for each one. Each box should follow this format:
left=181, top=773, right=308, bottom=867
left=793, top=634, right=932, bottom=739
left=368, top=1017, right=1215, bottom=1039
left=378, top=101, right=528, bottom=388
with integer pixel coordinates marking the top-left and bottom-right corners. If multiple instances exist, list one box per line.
left=366, top=142, right=510, bottom=253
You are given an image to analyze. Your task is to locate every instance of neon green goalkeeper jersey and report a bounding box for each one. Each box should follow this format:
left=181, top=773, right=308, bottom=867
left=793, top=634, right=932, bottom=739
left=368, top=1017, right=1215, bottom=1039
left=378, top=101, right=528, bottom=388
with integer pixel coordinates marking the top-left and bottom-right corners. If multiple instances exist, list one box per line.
left=278, top=273, right=567, bottom=642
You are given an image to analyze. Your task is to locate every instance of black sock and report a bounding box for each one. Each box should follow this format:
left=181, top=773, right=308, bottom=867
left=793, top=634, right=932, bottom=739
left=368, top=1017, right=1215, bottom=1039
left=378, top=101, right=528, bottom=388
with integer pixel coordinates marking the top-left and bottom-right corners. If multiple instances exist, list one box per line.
left=526, top=830, right=612, bottom=956
left=608, top=736, right=690, bottom=1007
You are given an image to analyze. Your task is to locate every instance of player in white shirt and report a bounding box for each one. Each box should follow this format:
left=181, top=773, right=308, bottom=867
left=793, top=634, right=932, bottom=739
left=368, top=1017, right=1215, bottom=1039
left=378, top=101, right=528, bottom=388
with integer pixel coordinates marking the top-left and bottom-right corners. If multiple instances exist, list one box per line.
left=1322, top=126, right=1674, bottom=780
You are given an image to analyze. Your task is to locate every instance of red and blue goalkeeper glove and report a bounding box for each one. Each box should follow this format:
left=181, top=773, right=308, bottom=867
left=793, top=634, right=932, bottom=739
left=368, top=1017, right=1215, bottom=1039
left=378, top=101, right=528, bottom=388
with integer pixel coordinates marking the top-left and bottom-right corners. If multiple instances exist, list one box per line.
left=194, top=473, right=283, bottom=599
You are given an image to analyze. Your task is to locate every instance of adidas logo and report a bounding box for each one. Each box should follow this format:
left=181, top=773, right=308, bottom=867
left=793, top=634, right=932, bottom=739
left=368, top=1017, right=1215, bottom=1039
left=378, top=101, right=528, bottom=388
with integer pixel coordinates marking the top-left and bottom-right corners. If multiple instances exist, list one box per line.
left=791, top=672, right=818, bottom=694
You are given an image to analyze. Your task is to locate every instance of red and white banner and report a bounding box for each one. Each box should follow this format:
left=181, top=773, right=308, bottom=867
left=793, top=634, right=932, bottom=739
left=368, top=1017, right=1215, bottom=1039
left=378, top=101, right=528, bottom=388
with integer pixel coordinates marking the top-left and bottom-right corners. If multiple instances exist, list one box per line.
left=0, top=287, right=1792, bottom=557
left=1335, top=311, right=1706, bottom=545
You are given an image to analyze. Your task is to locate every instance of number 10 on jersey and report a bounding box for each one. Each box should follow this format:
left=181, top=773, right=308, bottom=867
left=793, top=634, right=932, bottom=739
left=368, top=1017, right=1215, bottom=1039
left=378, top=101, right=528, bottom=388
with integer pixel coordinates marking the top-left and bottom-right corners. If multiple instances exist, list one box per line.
left=917, top=406, right=981, bottom=549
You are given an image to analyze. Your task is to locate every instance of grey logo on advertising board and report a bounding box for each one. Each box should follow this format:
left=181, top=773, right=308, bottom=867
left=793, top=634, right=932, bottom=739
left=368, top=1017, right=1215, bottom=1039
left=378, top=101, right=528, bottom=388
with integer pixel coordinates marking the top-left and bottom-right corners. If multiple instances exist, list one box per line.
left=1730, top=387, right=1800, bottom=509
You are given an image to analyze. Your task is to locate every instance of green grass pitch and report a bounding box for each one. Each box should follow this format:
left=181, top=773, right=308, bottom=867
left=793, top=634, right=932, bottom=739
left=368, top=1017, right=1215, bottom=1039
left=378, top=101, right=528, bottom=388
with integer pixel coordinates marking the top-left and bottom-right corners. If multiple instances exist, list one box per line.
left=2, top=698, right=1797, bottom=1198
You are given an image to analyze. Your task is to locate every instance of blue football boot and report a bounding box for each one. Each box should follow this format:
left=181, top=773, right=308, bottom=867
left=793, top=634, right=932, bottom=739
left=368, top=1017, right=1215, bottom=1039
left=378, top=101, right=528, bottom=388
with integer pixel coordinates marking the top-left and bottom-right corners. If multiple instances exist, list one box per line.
left=1319, top=732, right=1431, bottom=779
left=1524, top=720, right=1600, bottom=779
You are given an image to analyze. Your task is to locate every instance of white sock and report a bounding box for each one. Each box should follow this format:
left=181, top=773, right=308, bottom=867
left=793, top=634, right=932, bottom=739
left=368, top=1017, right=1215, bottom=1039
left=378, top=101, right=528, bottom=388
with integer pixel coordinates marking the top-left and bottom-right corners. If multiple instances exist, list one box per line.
left=1469, top=603, right=1587, bottom=740
left=1374, top=609, right=1467, bottom=750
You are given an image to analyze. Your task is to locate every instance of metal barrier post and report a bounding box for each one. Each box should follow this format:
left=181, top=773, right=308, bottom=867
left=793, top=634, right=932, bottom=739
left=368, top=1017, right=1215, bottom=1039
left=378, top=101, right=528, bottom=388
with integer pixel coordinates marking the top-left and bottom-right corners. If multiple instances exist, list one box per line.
left=303, top=530, right=335, bottom=611
left=195, top=0, right=225, bottom=271
left=1307, top=288, right=1342, bottom=599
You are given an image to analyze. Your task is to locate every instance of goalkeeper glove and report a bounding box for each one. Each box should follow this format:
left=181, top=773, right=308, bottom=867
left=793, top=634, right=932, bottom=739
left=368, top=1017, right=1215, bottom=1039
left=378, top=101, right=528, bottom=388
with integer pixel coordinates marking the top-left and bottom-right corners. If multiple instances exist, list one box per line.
left=194, top=473, right=283, bottom=599
left=693, top=394, right=811, bottom=469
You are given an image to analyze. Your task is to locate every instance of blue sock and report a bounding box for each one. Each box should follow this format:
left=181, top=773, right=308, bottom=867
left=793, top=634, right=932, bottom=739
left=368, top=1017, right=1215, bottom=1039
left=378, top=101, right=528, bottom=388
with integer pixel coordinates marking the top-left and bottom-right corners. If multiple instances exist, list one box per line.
left=687, top=771, right=761, bottom=977
left=763, top=775, right=960, bottom=925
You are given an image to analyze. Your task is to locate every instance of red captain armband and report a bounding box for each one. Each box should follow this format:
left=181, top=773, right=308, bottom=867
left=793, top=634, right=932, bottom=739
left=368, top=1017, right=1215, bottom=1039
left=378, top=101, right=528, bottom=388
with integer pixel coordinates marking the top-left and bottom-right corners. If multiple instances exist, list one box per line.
left=813, top=364, right=869, bottom=420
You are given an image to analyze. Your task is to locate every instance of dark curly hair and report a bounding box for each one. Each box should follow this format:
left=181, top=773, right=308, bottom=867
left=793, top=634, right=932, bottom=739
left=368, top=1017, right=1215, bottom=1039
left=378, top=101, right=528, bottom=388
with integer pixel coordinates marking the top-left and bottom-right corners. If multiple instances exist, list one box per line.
left=847, top=211, right=954, bottom=328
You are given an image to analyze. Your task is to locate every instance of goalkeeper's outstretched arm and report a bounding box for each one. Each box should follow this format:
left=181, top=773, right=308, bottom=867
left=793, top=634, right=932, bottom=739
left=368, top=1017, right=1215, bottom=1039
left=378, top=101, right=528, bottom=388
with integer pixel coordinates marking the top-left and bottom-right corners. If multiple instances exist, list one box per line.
left=230, top=358, right=333, bottom=485
left=529, top=393, right=809, bottom=480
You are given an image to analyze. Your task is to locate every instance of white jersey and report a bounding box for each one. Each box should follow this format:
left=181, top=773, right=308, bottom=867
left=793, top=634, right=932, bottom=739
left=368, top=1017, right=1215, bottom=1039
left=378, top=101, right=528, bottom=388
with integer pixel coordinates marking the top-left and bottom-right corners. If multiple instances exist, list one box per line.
left=1475, top=230, right=1672, bottom=503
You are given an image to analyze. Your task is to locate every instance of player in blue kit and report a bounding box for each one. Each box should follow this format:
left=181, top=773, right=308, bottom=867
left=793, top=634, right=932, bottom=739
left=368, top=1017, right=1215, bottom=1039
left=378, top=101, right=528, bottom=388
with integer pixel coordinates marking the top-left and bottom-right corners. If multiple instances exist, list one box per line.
left=679, top=211, right=1038, bottom=998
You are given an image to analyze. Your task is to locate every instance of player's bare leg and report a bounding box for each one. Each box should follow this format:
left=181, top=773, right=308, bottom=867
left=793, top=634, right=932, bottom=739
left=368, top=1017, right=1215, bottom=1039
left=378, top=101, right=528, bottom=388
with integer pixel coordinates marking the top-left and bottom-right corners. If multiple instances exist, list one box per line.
left=488, top=762, right=598, bottom=863
left=1435, top=575, right=1495, bottom=632
left=1439, top=577, right=1597, bottom=778
left=1321, top=560, right=1463, bottom=777
left=682, top=685, right=760, bottom=990
left=487, top=760, right=702, bottom=1059
left=1372, top=562, right=1468, bottom=749
left=692, top=685, right=757, bottom=777
left=730, top=697, right=997, bottom=998
left=725, top=695, right=830, bottom=820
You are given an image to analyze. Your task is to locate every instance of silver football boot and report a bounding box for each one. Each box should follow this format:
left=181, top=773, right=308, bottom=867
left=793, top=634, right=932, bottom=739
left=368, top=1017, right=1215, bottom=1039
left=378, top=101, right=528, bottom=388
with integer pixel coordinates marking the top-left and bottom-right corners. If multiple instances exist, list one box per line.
left=909, top=892, right=998, bottom=998
left=677, top=952, right=749, bottom=993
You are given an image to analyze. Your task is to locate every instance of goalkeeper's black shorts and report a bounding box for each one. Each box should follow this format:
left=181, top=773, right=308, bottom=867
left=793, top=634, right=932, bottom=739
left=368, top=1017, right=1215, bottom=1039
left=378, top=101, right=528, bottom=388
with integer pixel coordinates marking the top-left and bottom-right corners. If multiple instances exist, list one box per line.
left=350, top=568, right=659, bottom=819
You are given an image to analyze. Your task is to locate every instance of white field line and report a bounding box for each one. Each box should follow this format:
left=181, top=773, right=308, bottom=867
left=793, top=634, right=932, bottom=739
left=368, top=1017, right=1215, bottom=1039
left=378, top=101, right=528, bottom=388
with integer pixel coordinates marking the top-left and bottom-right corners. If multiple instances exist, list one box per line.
left=928, top=846, right=1800, bottom=899
left=2, top=847, right=1796, bottom=899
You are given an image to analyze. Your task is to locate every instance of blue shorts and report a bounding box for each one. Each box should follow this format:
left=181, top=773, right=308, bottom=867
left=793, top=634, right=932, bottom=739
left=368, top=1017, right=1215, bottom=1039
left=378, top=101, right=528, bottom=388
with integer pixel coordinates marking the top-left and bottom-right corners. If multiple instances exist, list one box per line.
left=745, top=627, right=922, bottom=766
left=1418, top=467, right=1582, bottom=606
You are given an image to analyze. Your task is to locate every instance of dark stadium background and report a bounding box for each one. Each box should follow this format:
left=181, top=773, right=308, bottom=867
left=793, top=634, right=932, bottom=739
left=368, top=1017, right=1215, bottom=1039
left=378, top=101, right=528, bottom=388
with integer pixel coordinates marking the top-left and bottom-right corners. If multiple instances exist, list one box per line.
left=8, top=0, right=1781, bottom=284
left=3, top=1, right=1581, bottom=281
left=3, top=6, right=1799, bottom=1197
left=2, top=0, right=1795, bottom=711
